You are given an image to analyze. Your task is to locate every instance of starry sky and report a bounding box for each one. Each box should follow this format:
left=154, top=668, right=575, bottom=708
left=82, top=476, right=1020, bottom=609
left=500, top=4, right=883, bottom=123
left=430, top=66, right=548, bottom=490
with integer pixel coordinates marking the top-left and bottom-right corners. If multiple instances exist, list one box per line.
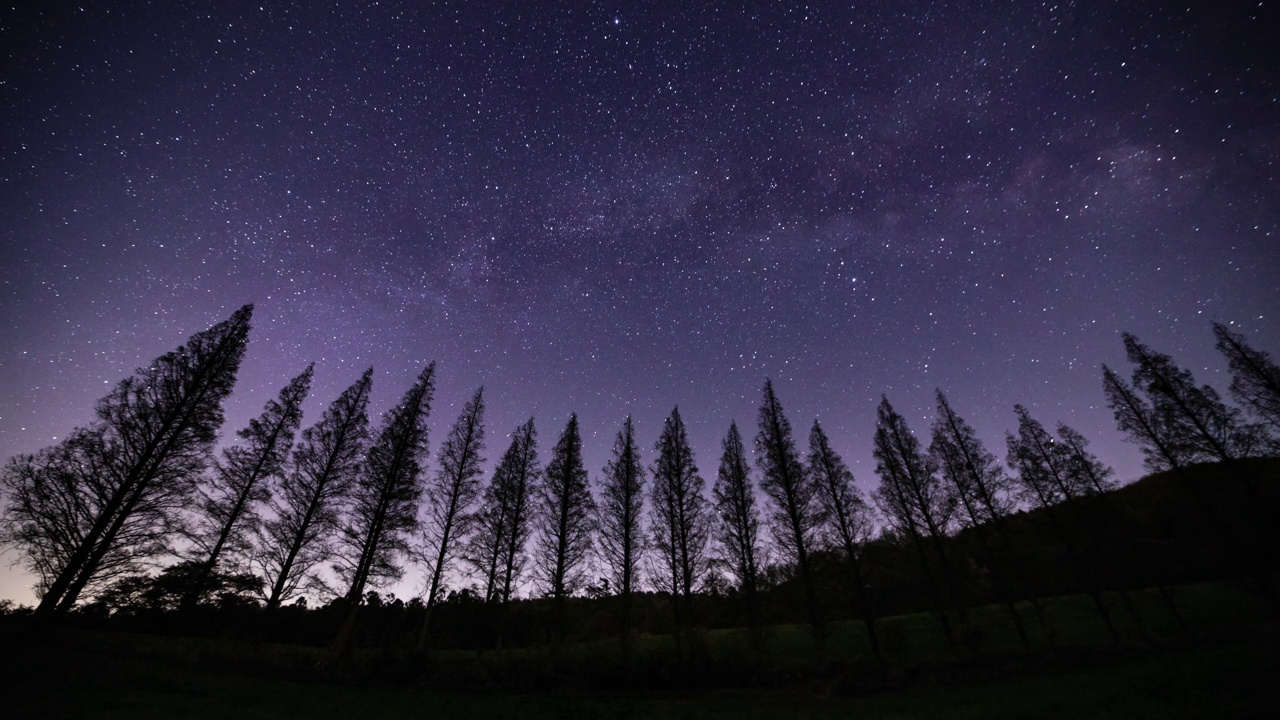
left=2, top=1, right=1277, bottom=605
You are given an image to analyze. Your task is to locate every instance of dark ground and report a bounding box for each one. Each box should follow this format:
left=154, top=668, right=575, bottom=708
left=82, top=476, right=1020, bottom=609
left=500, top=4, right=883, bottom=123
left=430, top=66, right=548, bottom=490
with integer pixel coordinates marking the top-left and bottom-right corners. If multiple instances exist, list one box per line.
left=4, top=622, right=1278, bottom=719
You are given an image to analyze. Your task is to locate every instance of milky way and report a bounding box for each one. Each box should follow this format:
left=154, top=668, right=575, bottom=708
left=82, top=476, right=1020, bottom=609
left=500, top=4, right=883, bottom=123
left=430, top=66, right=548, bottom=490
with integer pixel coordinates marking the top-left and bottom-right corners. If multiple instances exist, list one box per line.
left=2, top=1, right=1277, bottom=603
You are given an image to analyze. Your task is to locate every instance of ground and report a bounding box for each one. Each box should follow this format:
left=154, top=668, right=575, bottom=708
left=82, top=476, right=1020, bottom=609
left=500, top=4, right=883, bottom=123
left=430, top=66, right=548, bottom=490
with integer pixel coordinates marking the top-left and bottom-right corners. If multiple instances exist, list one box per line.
left=4, top=624, right=1277, bottom=719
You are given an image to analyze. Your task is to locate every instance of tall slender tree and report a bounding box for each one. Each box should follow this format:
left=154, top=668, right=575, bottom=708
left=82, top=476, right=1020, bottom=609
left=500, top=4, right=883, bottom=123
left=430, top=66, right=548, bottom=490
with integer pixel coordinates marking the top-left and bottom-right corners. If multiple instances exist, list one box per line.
left=492, top=419, right=540, bottom=649
left=649, top=407, right=710, bottom=645
left=808, top=419, right=883, bottom=665
left=755, top=380, right=824, bottom=640
left=181, top=365, right=313, bottom=609
left=466, top=497, right=508, bottom=604
left=1213, top=322, right=1280, bottom=451
left=872, top=396, right=961, bottom=651
left=333, top=363, right=435, bottom=652
left=418, top=387, right=486, bottom=648
left=1007, top=405, right=1124, bottom=643
left=928, top=391, right=1035, bottom=649
left=534, top=414, right=596, bottom=640
left=335, top=363, right=435, bottom=604
left=11, top=305, right=254, bottom=618
left=256, top=369, right=372, bottom=610
left=1103, top=365, right=1187, bottom=473
left=597, top=416, right=646, bottom=656
left=463, top=420, right=541, bottom=644
left=712, top=422, right=763, bottom=632
left=1056, top=421, right=1189, bottom=633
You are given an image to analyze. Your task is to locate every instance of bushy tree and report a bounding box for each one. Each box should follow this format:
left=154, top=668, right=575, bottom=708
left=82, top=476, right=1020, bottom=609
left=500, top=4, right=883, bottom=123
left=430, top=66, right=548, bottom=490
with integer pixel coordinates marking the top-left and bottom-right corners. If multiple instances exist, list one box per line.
left=1, top=306, right=253, bottom=617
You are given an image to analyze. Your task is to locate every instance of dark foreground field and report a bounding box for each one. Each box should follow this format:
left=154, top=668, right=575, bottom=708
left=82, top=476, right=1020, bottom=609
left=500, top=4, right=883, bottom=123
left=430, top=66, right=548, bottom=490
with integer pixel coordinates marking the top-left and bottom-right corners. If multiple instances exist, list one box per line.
left=5, top=621, right=1279, bottom=719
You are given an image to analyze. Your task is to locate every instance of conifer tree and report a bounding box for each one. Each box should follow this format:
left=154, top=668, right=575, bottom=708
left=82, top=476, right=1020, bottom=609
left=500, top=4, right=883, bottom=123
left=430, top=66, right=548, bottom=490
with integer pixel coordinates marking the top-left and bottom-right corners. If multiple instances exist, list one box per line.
left=333, top=363, right=435, bottom=653
left=1103, top=365, right=1186, bottom=473
left=466, top=420, right=540, bottom=605
left=873, top=396, right=961, bottom=651
left=1006, top=405, right=1123, bottom=642
left=650, top=407, right=709, bottom=642
left=928, top=391, right=1036, bottom=649
left=257, top=369, right=372, bottom=610
left=534, top=414, right=596, bottom=638
left=485, top=419, right=540, bottom=649
left=335, top=363, right=435, bottom=604
left=418, top=387, right=486, bottom=647
left=1106, top=355, right=1280, bottom=613
left=808, top=419, right=882, bottom=664
left=1123, top=333, right=1257, bottom=462
left=712, top=421, right=763, bottom=631
left=597, top=416, right=646, bottom=655
left=182, top=365, right=313, bottom=609
left=10, top=305, right=254, bottom=618
left=755, top=380, right=824, bottom=639
left=1056, top=420, right=1189, bottom=633
left=467, top=497, right=508, bottom=603
left=1213, top=322, right=1280, bottom=450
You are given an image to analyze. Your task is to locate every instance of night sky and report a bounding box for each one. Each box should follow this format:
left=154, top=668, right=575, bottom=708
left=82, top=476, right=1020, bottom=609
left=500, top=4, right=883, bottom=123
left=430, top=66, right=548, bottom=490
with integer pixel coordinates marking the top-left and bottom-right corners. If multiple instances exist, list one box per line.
left=2, top=1, right=1277, bottom=605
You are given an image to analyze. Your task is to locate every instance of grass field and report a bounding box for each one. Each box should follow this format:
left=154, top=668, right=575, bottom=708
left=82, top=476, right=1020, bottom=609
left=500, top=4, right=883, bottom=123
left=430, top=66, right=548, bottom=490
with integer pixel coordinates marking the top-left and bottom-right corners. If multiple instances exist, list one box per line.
left=4, top=578, right=1278, bottom=718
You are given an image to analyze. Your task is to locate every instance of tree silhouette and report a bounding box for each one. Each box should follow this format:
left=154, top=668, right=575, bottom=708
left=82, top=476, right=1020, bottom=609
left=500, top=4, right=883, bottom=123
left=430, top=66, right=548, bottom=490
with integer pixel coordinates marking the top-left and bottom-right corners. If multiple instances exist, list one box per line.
left=808, top=419, right=883, bottom=665
left=928, top=391, right=1035, bottom=649
left=712, top=421, right=763, bottom=635
left=534, top=414, right=596, bottom=641
left=181, top=365, right=312, bottom=610
left=1056, top=420, right=1190, bottom=633
left=1106, top=338, right=1280, bottom=612
left=597, top=416, right=646, bottom=657
left=1213, top=322, right=1280, bottom=451
left=873, top=396, right=961, bottom=652
left=335, top=363, right=435, bottom=604
left=5, top=306, right=253, bottom=618
left=2, top=429, right=134, bottom=602
left=1103, top=365, right=1186, bottom=473
left=333, top=363, right=435, bottom=652
left=649, top=407, right=709, bottom=652
left=256, top=370, right=372, bottom=610
left=491, top=419, right=540, bottom=648
left=1123, top=333, right=1258, bottom=463
left=755, top=380, right=824, bottom=641
left=1006, top=405, right=1123, bottom=643
left=418, top=387, right=486, bottom=648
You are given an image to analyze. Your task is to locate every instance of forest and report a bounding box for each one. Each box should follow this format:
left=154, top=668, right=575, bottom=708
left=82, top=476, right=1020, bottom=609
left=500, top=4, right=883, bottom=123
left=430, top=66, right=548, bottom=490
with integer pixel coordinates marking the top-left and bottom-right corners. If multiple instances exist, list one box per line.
left=2, top=304, right=1279, bottom=709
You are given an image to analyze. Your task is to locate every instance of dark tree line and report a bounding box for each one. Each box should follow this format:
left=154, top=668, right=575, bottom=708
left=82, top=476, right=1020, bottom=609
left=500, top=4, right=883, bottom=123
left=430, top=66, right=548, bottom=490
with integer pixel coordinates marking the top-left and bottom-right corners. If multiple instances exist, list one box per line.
left=3, top=311, right=1279, bottom=666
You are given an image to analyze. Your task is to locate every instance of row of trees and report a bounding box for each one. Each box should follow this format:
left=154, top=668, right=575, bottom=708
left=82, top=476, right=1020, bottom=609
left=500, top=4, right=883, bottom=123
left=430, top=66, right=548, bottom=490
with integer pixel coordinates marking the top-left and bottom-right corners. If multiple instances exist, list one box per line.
left=2, top=307, right=1278, bottom=659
